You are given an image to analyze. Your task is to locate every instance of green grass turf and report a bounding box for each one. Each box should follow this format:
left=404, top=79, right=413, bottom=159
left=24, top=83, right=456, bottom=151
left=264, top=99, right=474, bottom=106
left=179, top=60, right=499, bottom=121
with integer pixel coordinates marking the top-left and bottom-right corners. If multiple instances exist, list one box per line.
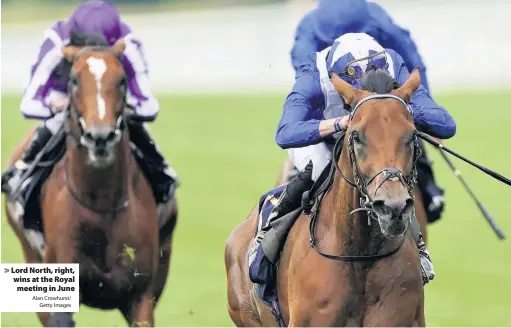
left=1, top=91, right=511, bottom=326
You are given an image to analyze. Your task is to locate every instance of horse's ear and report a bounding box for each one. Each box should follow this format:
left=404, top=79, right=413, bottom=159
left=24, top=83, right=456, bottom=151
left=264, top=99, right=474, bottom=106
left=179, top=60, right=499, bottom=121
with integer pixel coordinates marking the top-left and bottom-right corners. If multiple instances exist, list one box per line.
left=394, top=67, right=421, bottom=102
left=111, top=39, right=126, bottom=56
left=62, top=46, right=81, bottom=62
left=331, top=72, right=361, bottom=109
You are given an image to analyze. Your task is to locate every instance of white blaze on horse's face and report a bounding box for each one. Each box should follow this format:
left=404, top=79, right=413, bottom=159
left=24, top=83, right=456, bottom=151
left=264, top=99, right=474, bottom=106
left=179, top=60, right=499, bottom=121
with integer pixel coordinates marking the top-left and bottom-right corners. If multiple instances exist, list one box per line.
left=86, top=56, right=107, bottom=121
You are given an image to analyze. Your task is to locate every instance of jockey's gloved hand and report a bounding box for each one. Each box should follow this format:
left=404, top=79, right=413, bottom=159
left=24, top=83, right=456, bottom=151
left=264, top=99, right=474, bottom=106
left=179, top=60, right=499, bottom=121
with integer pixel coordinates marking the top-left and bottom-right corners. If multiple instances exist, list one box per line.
left=50, top=99, right=69, bottom=114
left=329, top=115, right=349, bottom=140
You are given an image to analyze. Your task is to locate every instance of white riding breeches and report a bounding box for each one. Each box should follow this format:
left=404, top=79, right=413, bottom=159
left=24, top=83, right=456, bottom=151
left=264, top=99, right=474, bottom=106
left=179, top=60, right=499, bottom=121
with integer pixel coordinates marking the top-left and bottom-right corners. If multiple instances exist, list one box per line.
left=44, top=112, right=65, bottom=135
left=288, top=142, right=332, bottom=181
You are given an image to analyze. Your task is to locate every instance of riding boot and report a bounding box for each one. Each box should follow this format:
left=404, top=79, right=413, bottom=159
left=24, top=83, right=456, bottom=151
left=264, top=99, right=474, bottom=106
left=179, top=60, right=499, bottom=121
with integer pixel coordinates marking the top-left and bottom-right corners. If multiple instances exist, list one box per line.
left=267, top=161, right=314, bottom=224
left=1, top=123, right=53, bottom=197
left=248, top=161, right=314, bottom=282
left=128, top=121, right=179, bottom=204
left=410, top=211, right=435, bottom=285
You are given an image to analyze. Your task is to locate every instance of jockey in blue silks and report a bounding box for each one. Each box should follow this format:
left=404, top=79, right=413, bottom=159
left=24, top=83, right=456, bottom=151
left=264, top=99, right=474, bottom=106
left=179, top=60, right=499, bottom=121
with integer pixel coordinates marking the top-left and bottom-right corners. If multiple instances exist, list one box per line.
left=289, top=1, right=448, bottom=228
left=291, top=0, right=430, bottom=90
left=1, top=0, right=178, bottom=208
left=260, top=32, right=456, bottom=286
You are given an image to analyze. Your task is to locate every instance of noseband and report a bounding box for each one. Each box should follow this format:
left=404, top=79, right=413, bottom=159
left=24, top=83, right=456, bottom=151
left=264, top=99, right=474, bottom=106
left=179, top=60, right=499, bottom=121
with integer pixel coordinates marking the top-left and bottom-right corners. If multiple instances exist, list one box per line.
left=308, top=93, right=421, bottom=261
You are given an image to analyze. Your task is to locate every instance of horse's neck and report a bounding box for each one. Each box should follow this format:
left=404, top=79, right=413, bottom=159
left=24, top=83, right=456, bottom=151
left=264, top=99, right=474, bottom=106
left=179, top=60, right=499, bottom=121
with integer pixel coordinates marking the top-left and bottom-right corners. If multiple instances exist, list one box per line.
left=66, top=134, right=132, bottom=210
left=317, top=151, right=388, bottom=257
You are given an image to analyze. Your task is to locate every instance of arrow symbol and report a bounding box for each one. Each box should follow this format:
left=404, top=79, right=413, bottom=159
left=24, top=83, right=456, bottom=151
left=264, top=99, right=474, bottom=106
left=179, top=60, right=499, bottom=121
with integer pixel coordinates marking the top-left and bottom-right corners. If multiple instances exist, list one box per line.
left=4, top=268, right=9, bottom=273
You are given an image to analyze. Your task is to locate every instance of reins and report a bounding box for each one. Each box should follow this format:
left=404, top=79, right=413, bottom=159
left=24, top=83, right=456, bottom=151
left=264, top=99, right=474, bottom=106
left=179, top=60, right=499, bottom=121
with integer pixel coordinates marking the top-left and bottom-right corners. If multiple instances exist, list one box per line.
left=306, top=94, right=419, bottom=261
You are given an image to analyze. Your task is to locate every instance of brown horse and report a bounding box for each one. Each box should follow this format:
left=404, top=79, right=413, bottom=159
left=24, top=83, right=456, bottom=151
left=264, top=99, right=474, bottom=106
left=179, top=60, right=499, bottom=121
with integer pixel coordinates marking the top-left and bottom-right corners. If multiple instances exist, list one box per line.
left=226, top=69, right=426, bottom=326
left=275, top=158, right=429, bottom=244
left=4, top=40, right=178, bottom=327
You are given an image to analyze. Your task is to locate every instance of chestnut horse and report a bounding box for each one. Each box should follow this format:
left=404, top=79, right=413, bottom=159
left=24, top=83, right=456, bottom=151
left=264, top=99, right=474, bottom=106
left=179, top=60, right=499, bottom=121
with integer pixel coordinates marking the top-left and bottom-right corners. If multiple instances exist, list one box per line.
left=226, top=69, right=426, bottom=326
left=4, top=40, right=177, bottom=327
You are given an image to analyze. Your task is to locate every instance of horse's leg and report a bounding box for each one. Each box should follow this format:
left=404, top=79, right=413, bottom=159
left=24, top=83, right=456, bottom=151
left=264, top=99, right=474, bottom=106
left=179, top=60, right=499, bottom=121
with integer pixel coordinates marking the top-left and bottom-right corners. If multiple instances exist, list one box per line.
left=417, top=306, right=426, bottom=327
left=5, top=204, right=50, bottom=326
left=225, top=205, right=264, bottom=327
left=152, top=198, right=178, bottom=304
left=121, top=292, right=155, bottom=327
left=415, top=305, right=426, bottom=327
left=43, top=243, right=77, bottom=327
left=7, top=208, right=51, bottom=327
left=413, top=187, right=428, bottom=244
left=153, top=239, right=171, bottom=304
left=415, top=289, right=426, bottom=327
left=5, top=205, right=39, bottom=260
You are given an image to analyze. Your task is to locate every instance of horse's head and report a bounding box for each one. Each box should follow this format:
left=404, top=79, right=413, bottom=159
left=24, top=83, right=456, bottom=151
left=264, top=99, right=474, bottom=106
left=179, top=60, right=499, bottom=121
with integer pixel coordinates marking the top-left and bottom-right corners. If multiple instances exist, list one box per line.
left=332, top=68, right=422, bottom=238
left=62, top=39, right=127, bottom=168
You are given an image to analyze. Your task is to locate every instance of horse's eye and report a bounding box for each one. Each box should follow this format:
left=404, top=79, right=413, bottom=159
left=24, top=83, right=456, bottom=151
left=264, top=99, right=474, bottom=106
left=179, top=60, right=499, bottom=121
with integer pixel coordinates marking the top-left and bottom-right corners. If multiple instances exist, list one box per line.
left=352, top=131, right=361, bottom=144
left=70, top=76, right=79, bottom=87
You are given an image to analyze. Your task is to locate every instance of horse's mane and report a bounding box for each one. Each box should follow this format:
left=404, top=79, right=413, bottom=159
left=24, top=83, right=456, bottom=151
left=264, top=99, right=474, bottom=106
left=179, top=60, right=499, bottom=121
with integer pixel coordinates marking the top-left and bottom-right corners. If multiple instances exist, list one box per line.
left=360, top=69, right=400, bottom=94
left=53, top=30, right=110, bottom=82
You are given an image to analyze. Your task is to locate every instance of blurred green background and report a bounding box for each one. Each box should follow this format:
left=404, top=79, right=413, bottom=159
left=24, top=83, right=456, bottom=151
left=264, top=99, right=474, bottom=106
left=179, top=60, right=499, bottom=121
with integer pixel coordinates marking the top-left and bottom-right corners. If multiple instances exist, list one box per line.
left=2, top=0, right=511, bottom=327
left=2, top=91, right=511, bottom=326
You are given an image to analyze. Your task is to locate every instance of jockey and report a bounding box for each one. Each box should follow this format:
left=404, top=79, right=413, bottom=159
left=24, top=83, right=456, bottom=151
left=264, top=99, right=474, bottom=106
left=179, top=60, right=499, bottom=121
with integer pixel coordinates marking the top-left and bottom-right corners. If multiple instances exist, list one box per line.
left=292, top=0, right=429, bottom=88
left=290, top=0, right=446, bottom=224
left=1, top=0, right=178, bottom=206
left=268, top=33, right=456, bottom=285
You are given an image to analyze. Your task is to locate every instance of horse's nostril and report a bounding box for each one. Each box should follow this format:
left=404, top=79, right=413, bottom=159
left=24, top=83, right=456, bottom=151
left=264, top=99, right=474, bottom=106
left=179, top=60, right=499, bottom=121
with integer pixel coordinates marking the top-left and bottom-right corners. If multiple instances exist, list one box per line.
left=372, top=200, right=385, bottom=209
left=106, top=131, right=117, bottom=142
left=85, top=127, right=117, bottom=146
left=372, top=200, right=391, bottom=216
left=373, top=198, right=414, bottom=219
left=84, top=131, right=93, bottom=141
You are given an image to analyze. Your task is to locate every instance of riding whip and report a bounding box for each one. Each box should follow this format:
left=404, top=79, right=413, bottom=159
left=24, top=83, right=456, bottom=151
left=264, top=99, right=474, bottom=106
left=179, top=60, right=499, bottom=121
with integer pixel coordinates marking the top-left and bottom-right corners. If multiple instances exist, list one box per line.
left=417, top=131, right=507, bottom=240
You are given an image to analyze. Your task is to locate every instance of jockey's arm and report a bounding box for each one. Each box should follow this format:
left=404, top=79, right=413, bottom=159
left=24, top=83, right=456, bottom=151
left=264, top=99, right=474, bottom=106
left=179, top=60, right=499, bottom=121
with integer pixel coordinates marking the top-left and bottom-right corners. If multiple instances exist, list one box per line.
left=20, top=32, right=64, bottom=119
left=367, top=2, right=431, bottom=91
left=391, top=50, right=456, bottom=139
left=122, top=34, right=159, bottom=122
left=276, top=60, right=346, bottom=149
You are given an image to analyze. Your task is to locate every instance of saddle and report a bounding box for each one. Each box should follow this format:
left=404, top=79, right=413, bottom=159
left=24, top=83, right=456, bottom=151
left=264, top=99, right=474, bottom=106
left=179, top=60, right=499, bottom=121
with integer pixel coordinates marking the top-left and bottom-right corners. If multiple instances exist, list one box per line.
left=248, top=143, right=338, bottom=306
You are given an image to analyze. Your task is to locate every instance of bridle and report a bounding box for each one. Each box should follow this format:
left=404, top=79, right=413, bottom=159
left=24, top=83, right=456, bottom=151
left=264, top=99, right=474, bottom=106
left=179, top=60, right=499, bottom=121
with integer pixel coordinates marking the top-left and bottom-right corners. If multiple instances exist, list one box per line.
left=308, top=93, right=422, bottom=261
left=63, top=46, right=130, bottom=214
left=64, top=46, right=128, bottom=147
left=337, top=94, right=422, bottom=216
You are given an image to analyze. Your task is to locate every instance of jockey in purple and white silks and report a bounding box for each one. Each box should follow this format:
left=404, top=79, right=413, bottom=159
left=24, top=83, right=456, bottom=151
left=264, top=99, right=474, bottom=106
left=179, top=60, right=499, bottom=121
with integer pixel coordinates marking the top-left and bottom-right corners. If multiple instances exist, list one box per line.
left=1, top=0, right=178, bottom=207
left=290, top=0, right=447, bottom=225
left=260, top=33, right=457, bottom=286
